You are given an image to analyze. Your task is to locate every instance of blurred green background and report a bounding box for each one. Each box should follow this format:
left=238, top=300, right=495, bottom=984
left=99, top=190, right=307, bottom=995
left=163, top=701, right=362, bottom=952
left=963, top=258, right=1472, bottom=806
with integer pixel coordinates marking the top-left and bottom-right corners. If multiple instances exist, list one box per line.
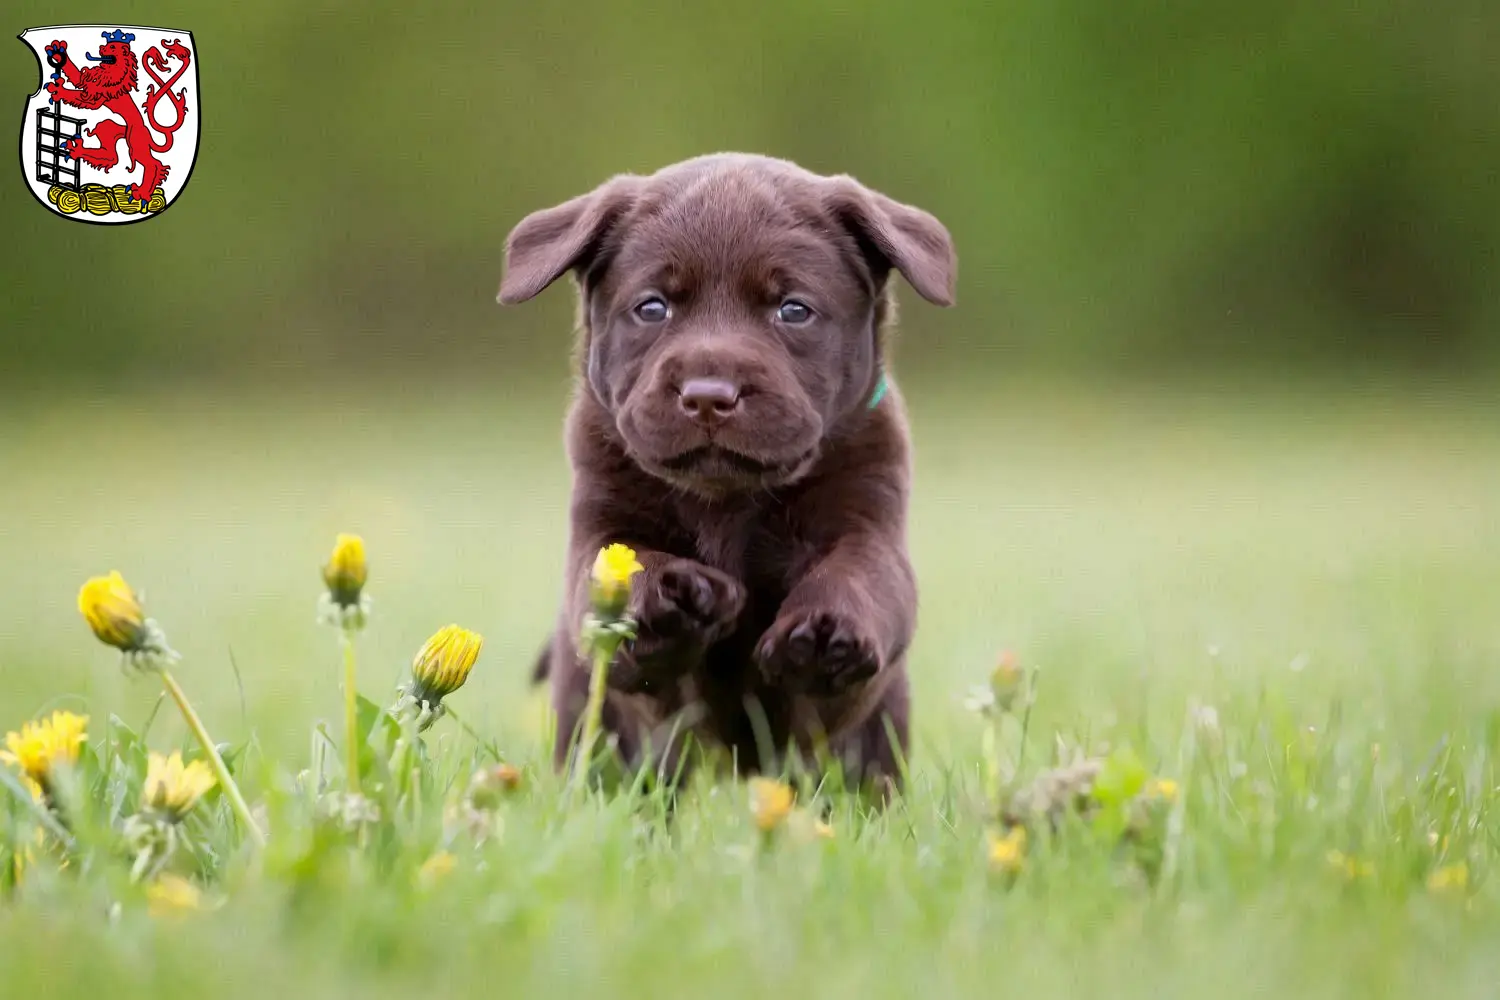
left=3, top=2, right=1499, bottom=760
left=4, top=0, right=1498, bottom=386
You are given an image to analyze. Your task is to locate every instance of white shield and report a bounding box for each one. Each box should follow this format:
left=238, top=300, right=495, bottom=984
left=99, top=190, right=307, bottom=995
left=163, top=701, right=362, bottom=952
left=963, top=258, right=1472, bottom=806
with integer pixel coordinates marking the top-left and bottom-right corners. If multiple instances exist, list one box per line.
left=17, top=24, right=199, bottom=224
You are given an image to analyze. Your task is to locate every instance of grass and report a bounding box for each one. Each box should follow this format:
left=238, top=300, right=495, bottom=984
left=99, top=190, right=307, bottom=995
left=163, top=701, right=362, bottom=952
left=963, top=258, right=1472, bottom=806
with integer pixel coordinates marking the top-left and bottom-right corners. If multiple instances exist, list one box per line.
left=2, top=371, right=1500, bottom=999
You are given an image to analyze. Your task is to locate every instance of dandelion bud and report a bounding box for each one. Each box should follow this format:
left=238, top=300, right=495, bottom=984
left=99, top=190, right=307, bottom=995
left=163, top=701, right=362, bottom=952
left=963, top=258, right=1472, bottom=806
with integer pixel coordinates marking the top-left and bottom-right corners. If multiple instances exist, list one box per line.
left=748, top=777, right=795, bottom=833
left=989, top=650, right=1025, bottom=713
left=467, top=762, right=522, bottom=811
left=589, top=543, right=643, bottom=620
left=410, top=624, right=482, bottom=701
left=318, top=533, right=371, bottom=630
left=987, top=824, right=1027, bottom=875
left=322, top=533, right=367, bottom=604
left=78, top=572, right=178, bottom=673
left=1, top=711, right=88, bottom=796
left=141, top=750, right=216, bottom=823
left=394, top=624, right=483, bottom=730
left=78, top=571, right=145, bottom=649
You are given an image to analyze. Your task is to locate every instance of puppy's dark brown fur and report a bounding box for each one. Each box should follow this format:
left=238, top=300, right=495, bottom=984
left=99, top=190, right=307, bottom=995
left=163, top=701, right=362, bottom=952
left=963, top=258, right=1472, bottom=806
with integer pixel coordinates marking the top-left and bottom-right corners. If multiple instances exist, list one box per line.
left=498, top=153, right=955, bottom=796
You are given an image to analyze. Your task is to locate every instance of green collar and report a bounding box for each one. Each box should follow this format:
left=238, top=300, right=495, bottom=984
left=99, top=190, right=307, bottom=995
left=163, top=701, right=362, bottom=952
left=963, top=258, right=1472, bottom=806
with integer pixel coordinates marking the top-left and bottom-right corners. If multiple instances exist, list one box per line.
left=867, top=370, right=889, bottom=409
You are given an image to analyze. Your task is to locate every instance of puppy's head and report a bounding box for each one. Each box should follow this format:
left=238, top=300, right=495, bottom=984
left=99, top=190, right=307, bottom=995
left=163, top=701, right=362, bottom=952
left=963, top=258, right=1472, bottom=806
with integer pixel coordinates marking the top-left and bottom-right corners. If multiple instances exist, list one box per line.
left=498, top=153, right=955, bottom=496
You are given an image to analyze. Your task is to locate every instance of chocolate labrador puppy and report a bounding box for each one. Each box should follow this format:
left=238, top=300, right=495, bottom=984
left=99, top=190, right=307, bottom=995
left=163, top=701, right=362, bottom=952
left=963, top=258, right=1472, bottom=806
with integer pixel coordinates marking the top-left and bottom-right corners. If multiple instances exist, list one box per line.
left=497, top=152, right=955, bottom=797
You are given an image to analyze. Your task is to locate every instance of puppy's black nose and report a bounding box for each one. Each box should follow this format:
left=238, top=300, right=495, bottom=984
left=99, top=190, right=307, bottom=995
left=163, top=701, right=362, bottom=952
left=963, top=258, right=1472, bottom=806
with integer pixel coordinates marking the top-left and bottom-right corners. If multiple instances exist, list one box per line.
left=678, top=377, right=741, bottom=424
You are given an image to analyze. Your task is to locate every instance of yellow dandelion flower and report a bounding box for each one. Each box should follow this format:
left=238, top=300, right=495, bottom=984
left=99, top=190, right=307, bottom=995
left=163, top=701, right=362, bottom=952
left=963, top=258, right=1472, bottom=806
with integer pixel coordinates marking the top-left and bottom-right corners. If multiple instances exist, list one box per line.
left=1427, top=863, right=1468, bottom=893
left=589, top=543, right=644, bottom=618
left=1326, top=850, right=1375, bottom=880
left=78, top=571, right=146, bottom=650
left=748, top=777, right=795, bottom=833
left=409, top=624, right=483, bottom=704
left=1144, top=778, right=1180, bottom=805
left=988, top=825, right=1027, bottom=874
left=142, top=750, right=216, bottom=822
left=321, top=533, right=368, bottom=607
left=1, top=711, right=88, bottom=788
left=417, top=850, right=457, bottom=888
left=146, top=873, right=203, bottom=916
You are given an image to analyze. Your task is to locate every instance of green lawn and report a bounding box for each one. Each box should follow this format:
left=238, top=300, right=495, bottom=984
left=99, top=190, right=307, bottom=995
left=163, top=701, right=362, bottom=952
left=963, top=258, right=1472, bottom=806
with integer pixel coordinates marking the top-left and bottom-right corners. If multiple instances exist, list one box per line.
left=2, top=373, right=1499, bottom=999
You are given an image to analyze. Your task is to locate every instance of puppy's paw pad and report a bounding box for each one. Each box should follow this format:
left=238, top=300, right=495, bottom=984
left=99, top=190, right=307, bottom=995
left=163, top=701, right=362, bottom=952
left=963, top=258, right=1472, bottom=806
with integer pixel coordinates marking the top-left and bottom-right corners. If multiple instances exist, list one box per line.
left=756, top=611, right=880, bottom=695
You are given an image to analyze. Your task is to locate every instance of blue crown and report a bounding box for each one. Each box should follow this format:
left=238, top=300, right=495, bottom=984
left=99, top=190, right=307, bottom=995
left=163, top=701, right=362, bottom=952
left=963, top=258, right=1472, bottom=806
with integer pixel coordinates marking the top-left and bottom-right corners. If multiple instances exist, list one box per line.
left=100, top=29, right=135, bottom=43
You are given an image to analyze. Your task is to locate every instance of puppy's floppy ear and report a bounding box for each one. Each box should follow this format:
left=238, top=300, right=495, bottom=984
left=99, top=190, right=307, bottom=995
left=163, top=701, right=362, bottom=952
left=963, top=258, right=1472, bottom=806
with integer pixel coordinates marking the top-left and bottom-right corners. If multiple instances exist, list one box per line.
left=497, top=175, right=643, bottom=305
left=825, top=176, right=957, bottom=307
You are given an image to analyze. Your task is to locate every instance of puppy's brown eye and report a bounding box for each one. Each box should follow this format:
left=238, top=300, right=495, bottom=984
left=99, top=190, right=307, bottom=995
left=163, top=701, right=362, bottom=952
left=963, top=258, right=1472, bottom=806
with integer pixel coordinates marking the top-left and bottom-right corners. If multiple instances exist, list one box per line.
left=634, top=297, right=670, bottom=323
left=776, top=300, right=813, bottom=324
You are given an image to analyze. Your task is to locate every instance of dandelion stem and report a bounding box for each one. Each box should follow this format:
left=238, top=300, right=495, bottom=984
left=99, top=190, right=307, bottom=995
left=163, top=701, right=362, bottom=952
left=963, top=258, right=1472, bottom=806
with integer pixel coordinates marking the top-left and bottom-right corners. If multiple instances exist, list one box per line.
left=158, top=667, right=265, bottom=848
left=0, top=768, right=74, bottom=849
left=981, top=716, right=1001, bottom=812
left=1016, top=670, right=1039, bottom=775
left=340, top=630, right=361, bottom=793
left=573, top=642, right=613, bottom=796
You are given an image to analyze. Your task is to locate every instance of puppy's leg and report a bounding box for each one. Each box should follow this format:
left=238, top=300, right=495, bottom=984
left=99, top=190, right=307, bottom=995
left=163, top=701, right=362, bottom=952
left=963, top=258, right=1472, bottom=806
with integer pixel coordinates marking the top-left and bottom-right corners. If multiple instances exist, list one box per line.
left=823, top=666, right=910, bottom=802
left=552, top=546, right=745, bottom=779
left=546, top=634, right=653, bottom=772
left=610, top=556, right=746, bottom=694
left=628, top=706, right=709, bottom=815
left=755, top=533, right=916, bottom=700
left=548, top=639, right=706, bottom=809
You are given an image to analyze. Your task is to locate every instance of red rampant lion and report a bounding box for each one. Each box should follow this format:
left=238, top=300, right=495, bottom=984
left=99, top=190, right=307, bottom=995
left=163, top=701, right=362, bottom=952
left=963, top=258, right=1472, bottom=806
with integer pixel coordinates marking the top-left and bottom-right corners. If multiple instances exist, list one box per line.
left=43, top=30, right=191, bottom=205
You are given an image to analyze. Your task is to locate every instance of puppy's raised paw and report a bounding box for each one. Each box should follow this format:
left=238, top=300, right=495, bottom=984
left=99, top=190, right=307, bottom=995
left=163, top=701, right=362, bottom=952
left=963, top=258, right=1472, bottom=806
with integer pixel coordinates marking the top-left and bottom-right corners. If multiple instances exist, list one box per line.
left=635, top=559, right=746, bottom=649
left=609, top=560, right=745, bottom=693
left=755, top=610, right=880, bottom=697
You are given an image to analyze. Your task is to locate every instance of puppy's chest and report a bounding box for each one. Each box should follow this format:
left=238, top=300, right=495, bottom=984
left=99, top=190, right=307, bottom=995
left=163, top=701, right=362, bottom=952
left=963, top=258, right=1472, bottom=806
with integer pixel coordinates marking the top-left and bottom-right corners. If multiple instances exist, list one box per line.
left=673, top=501, right=804, bottom=594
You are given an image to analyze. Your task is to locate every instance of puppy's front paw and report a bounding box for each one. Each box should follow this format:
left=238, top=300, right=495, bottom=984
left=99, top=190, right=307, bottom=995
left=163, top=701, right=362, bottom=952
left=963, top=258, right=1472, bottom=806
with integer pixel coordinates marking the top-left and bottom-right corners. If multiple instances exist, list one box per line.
left=636, top=559, right=746, bottom=647
left=755, top=610, right=880, bottom=697
left=609, top=560, right=745, bottom=694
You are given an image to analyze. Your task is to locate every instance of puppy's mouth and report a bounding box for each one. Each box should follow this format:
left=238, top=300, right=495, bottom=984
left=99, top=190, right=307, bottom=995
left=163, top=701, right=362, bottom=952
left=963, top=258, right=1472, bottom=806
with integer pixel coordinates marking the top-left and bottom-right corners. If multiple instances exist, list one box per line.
left=648, top=444, right=816, bottom=490
left=661, top=446, right=779, bottom=475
